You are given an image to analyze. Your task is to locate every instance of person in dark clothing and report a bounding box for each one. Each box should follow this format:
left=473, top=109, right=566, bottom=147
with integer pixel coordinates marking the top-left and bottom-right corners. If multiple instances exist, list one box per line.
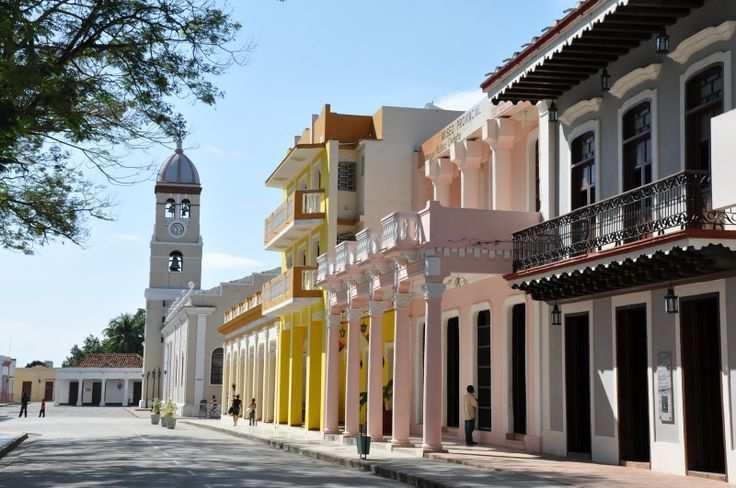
left=229, top=394, right=242, bottom=426
left=19, top=392, right=29, bottom=418
left=247, top=398, right=257, bottom=426
left=39, top=399, right=46, bottom=418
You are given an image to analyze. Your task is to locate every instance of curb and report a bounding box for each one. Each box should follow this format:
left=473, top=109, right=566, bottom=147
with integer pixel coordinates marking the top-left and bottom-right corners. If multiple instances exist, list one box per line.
left=181, top=421, right=451, bottom=488
left=0, top=434, right=28, bottom=460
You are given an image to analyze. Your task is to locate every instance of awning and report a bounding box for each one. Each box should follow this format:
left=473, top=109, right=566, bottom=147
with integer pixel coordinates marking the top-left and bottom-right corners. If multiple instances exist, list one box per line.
left=265, top=143, right=324, bottom=188
left=483, top=0, right=706, bottom=104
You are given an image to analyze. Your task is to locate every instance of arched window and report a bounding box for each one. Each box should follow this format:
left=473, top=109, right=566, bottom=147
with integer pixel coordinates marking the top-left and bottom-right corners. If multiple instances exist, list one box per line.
left=168, top=251, right=183, bottom=272
left=180, top=199, right=191, bottom=219
left=210, top=348, right=224, bottom=384
left=476, top=310, right=491, bottom=431
left=165, top=199, right=176, bottom=219
left=686, top=64, right=724, bottom=171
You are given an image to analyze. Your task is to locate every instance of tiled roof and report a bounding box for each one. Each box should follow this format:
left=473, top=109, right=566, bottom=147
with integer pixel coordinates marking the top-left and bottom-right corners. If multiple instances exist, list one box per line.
left=74, top=353, right=142, bottom=369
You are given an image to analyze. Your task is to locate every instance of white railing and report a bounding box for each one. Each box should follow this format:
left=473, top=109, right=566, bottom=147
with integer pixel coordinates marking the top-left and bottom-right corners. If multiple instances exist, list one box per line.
left=380, top=212, right=423, bottom=251
left=302, top=191, right=323, bottom=214
left=302, top=267, right=318, bottom=291
left=355, top=228, right=375, bottom=263
left=334, top=240, right=356, bottom=274
left=262, top=272, right=289, bottom=305
left=316, top=254, right=331, bottom=282
left=264, top=193, right=294, bottom=243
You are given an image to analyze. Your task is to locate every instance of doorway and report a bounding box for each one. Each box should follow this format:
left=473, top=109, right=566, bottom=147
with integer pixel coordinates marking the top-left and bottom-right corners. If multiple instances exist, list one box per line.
left=21, top=381, right=32, bottom=400
left=681, top=294, right=725, bottom=475
left=133, top=382, right=142, bottom=405
left=69, top=381, right=79, bottom=405
left=446, top=317, right=460, bottom=428
left=565, top=313, right=591, bottom=457
left=44, top=381, right=54, bottom=402
left=616, top=305, right=650, bottom=463
left=91, top=382, right=102, bottom=405
left=512, top=304, right=527, bottom=435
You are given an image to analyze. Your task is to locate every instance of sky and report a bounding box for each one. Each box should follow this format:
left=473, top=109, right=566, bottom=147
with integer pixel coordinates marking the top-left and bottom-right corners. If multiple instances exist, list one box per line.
left=0, top=0, right=576, bottom=367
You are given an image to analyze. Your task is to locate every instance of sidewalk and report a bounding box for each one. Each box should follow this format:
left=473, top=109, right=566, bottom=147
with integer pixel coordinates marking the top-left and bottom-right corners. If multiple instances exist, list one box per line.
left=182, top=419, right=728, bottom=488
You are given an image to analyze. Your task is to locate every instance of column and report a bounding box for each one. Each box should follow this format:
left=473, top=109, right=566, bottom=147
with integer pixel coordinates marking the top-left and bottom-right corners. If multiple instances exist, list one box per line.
left=451, top=140, right=485, bottom=209
left=391, top=293, right=413, bottom=446
left=323, top=313, right=342, bottom=434
left=424, top=158, right=455, bottom=207
left=262, top=332, right=271, bottom=421
left=123, top=379, right=129, bottom=407
left=367, top=300, right=387, bottom=441
left=221, top=347, right=230, bottom=410
left=537, top=100, right=559, bottom=219
left=483, top=118, right=517, bottom=211
left=193, top=313, right=208, bottom=405
left=100, top=379, right=107, bottom=406
left=422, top=281, right=446, bottom=451
left=277, top=325, right=291, bottom=424
left=77, top=379, right=83, bottom=406
left=305, top=311, right=324, bottom=430
left=288, top=323, right=305, bottom=426
left=344, top=307, right=364, bottom=437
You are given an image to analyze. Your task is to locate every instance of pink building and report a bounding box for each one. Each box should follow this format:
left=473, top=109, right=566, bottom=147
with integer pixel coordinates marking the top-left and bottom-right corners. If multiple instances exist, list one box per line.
left=317, top=99, right=545, bottom=451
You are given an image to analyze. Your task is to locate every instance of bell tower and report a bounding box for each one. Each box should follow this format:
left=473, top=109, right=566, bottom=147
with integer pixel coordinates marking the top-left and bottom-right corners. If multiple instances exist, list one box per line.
left=141, top=140, right=203, bottom=406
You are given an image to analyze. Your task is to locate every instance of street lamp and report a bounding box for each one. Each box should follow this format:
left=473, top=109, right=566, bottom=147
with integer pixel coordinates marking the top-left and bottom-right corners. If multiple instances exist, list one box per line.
left=664, top=287, right=679, bottom=314
left=548, top=102, right=559, bottom=123
left=656, top=32, right=670, bottom=54
left=601, top=68, right=611, bottom=92
left=551, top=303, right=562, bottom=326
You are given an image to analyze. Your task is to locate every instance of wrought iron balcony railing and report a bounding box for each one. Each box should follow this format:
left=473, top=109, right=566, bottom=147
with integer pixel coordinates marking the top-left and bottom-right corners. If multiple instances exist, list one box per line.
left=512, top=170, right=732, bottom=272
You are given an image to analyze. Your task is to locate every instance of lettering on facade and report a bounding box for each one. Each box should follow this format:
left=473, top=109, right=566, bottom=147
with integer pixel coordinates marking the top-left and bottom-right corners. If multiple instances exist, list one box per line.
left=657, top=351, right=674, bottom=424
left=430, top=101, right=485, bottom=161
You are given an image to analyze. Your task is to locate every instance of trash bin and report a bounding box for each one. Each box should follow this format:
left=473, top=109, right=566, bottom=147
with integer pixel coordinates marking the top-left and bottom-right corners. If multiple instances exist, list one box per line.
left=198, top=399, right=208, bottom=418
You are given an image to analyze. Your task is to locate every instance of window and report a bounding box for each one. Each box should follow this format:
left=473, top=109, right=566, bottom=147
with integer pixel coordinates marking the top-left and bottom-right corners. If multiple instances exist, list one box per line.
left=165, top=199, right=176, bottom=219
left=686, top=65, right=724, bottom=171
left=180, top=199, right=191, bottom=219
left=338, top=161, right=357, bottom=191
left=210, top=348, right=224, bottom=384
left=476, top=310, right=492, bottom=431
left=571, top=131, right=596, bottom=210
left=168, top=251, right=183, bottom=272
left=622, top=101, right=652, bottom=190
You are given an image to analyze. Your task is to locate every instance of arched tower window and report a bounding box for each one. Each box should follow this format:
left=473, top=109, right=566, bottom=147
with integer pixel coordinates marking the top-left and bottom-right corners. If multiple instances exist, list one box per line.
left=168, top=251, right=183, bottom=272
left=180, top=199, right=191, bottom=219
left=210, top=348, right=224, bottom=384
left=165, top=199, right=176, bottom=219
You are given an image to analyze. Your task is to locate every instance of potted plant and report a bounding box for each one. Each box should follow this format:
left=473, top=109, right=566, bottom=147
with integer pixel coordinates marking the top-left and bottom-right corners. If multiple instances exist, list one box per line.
left=150, top=399, right=161, bottom=425
left=162, top=400, right=176, bottom=429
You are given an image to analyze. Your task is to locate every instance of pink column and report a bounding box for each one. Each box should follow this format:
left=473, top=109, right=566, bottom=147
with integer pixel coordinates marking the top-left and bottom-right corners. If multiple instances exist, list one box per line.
left=323, top=313, right=341, bottom=434
left=367, top=300, right=387, bottom=441
left=422, top=282, right=445, bottom=451
left=344, top=308, right=363, bottom=437
left=391, top=293, right=413, bottom=446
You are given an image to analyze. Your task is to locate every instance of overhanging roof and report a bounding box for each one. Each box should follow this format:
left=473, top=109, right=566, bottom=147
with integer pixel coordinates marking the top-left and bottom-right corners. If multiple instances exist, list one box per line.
left=265, top=143, right=325, bottom=188
left=482, top=0, right=706, bottom=104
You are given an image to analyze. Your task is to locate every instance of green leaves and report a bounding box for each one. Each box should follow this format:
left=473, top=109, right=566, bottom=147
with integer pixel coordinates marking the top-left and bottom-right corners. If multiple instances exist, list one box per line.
left=62, top=308, right=146, bottom=366
left=1, top=1, right=245, bottom=253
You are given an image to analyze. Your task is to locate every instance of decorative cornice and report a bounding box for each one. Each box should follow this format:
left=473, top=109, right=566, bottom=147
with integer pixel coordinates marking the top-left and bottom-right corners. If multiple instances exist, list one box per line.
left=669, top=21, right=736, bottom=65
left=609, top=64, right=662, bottom=99
left=560, top=98, right=602, bottom=126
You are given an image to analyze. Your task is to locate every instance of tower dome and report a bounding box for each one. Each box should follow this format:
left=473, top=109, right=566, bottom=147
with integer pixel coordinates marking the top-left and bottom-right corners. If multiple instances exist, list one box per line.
left=155, top=139, right=201, bottom=192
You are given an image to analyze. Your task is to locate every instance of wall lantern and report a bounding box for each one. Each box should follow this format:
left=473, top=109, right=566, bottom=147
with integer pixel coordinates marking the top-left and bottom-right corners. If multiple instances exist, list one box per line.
left=551, top=303, right=562, bottom=326
left=548, top=102, right=559, bottom=123
left=601, top=68, right=611, bottom=92
left=656, top=32, right=670, bottom=54
left=664, top=287, right=679, bottom=314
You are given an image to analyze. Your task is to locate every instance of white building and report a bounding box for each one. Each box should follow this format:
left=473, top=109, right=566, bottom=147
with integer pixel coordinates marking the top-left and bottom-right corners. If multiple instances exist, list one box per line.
left=55, top=353, right=142, bottom=406
left=0, top=355, right=15, bottom=403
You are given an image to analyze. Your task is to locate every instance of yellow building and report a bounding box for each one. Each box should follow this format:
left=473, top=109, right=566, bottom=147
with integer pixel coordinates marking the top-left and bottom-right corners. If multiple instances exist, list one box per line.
left=14, top=366, right=56, bottom=402
left=261, top=104, right=375, bottom=431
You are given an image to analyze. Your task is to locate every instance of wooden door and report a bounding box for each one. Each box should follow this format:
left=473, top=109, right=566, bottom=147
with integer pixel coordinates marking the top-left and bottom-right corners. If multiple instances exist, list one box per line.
left=446, top=317, right=460, bottom=428
left=133, top=381, right=142, bottom=405
left=91, top=382, right=102, bottom=405
left=616, top=306, right=650, bottom=463
left=681, top=295, right=725, bottom=475
left=44, top=381, right=54, bottom=402
left=68, top=382, right=79, bottom=405
left=21, top=381, right=32, bottom=400
left=512, top=304, right=527, bottom=435
left=565, top=314, right=591, bottom=456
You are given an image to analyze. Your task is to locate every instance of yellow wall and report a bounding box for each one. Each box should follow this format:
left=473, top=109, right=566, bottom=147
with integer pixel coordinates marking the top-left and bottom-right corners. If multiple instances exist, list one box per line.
left=14, top=367, right=56, bottom=402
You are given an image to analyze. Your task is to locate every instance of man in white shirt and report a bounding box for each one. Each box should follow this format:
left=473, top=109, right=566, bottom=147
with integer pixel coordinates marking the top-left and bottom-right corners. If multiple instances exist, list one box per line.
left=464, top=385, right=478, bottom=446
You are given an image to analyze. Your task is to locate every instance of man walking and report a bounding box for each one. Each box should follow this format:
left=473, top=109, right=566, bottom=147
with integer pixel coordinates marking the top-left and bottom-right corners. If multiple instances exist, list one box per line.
left=38, top=399, right=46, bottom=418
left=464, top=385, right=478, bottom=446
left=18, top=392, right=29, bottom=418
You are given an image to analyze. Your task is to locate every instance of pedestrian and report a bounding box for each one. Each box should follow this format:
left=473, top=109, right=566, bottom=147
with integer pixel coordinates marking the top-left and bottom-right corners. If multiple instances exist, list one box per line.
left=247, top=398, right=257, bottom=426
left=228, top=394, right=241, bottom=427
left=38, top=398, right=46, bottom=418
left=209, top=395, right=219, bottom=418
left=464, top=385, right=478, bottom=446
left=18, top=392, right=29, bottom=418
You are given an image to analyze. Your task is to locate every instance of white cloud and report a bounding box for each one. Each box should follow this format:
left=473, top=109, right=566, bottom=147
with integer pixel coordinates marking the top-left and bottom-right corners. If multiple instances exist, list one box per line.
left=113, top=233, right=142, bottom=242
left=434, top=89, right=485, bottom=112
left=203, top=144, right=227, bottom=157
left=203, top=252, right=262, bottom=272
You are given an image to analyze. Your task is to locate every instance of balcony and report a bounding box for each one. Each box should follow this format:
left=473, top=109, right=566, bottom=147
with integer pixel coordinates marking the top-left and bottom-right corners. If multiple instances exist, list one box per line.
left=510, top=170, right=736, bottom=301
left=261, top=266, right=323, bottom=315
left=264, top=190, right=325, bottom=251
left=380, top=212, right=425, bottom=252
left=333, top=240, right=357, bottom=275
left=218, top=293, right=267, bottom=336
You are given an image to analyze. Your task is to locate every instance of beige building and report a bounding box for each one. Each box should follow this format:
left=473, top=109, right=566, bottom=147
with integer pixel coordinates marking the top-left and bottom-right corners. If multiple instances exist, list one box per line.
left=14, top=365, right=55, bottom=402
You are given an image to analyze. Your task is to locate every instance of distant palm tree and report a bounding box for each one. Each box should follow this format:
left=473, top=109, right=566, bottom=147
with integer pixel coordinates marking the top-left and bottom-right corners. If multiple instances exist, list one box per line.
left=103, top=308, right=145, bottom=354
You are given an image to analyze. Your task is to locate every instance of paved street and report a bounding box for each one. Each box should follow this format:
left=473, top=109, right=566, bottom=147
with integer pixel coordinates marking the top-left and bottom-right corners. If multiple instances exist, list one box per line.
left=0, top=404, right=403, bottom=487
